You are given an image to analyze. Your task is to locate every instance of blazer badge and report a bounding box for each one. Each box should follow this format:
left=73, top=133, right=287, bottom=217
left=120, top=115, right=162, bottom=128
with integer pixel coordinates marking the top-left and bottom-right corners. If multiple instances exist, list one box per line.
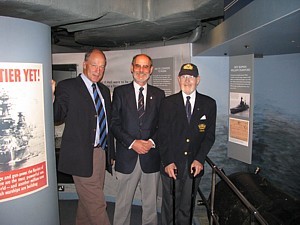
left=198, top=123, right=206, bottom=132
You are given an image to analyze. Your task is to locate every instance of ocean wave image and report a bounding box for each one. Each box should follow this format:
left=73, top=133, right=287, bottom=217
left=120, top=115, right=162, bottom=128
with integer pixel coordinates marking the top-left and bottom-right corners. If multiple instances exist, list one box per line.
left=200, top=105, right=300, bottom=200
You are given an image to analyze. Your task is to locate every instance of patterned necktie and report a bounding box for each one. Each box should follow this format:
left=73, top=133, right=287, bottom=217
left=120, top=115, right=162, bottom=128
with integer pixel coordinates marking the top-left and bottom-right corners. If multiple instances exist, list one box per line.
left=138, top=87, right=145, bottom=120
left=186, top=96, right=191, bottom=123
left=92, top=83, right=107, bottom=149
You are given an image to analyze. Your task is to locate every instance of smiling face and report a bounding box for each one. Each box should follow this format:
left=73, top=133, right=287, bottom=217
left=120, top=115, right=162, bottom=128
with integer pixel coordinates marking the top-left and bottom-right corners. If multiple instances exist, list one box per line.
left=83, top=49, right=106, bottom=83
left=178, top=74, right=200, bottom=95
left=131, top=54, right=153, bottom=86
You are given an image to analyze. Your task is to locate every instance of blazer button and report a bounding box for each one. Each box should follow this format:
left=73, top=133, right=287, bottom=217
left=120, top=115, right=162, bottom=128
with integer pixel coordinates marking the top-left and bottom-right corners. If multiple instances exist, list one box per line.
left=184, top=151, right=188, bottom=155
left=186, top=139, right=190, bottom=143
left=94, top=114, right=97, bottom=118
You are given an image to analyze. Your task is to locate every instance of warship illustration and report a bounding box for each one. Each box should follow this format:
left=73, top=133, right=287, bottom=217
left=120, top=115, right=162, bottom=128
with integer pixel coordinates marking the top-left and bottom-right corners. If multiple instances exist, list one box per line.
left=230, top=97, right=249, bottom=114
left=0, top=91, right=33, bottom=165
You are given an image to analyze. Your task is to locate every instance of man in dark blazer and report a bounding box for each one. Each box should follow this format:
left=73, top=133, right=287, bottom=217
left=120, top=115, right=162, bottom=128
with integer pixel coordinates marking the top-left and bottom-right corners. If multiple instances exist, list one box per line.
left=158, top=63, right=216, bottom=225
left=111, top=54, right=165, bottom=225
left=53, top=49, right=114, bottom=225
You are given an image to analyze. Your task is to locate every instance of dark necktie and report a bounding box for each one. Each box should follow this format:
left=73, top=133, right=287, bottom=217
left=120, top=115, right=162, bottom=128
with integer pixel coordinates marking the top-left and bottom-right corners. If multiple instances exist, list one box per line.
left=92, top=83, right=107, bottom=149
left=186, top=96, right=191, bottom=123
left=138, top=87, right=145, bottom=120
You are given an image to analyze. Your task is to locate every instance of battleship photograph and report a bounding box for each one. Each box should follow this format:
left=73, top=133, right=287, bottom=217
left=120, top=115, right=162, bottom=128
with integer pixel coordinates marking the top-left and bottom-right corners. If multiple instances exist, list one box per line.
left=0, top=91, right=34, bottom=171
left=230, top=96, right=249, bottom=114
left=230, top=92, right=250, bottom=117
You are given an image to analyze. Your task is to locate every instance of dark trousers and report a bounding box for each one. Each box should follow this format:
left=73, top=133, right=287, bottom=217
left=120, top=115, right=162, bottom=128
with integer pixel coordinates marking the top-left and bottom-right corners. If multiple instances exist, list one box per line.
left=161, top=164, right=201, bottom=225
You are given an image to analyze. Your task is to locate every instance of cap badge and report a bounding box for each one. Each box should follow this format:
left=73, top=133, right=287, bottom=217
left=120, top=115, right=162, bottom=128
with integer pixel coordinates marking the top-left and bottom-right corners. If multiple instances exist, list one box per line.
left=183, top=64, right=193, bottom=70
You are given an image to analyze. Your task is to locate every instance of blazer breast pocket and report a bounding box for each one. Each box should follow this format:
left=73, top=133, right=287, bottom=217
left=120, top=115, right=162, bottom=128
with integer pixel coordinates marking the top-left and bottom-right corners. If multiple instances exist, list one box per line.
left=198, top=114, right=207, bottom=133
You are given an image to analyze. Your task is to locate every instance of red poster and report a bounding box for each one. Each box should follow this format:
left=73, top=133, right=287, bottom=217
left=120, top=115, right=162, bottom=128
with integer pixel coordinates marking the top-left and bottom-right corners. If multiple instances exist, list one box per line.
left=0, top=63, right=48, bottom=202
left=0, top=162, right=47, bottom=201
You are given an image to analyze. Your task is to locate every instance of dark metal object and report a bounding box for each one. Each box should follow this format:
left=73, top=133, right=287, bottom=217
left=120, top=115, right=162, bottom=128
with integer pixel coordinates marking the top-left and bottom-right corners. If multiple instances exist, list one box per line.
left=205, top=157, right=268, bottom=225
left=172, top=168, right=178, bottom=225
left=190, top=168, right=196, bottom=225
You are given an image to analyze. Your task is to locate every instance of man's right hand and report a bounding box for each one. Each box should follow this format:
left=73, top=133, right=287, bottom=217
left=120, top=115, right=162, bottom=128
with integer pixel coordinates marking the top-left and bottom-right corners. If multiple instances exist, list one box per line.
left=131, top=140, right=152, bottom=154
left=52, top=80, right=56, bottom=102
left=165, top=163, right=177, bottom=180
left=52, top=80, right=56, bottom=92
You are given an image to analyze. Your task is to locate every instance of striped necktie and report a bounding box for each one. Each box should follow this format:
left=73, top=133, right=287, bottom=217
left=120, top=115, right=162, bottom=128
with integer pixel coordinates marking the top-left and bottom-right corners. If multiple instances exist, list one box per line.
left=92, top=83, right=107, bottom=149
left=138, top=87, right=145, bottom=120
left=186, top=96, right=191, bottom=123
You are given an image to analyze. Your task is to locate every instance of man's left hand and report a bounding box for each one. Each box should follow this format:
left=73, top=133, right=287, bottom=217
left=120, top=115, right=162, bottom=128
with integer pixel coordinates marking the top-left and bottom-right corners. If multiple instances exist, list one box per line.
left=190, top=160, right=203, bottom=177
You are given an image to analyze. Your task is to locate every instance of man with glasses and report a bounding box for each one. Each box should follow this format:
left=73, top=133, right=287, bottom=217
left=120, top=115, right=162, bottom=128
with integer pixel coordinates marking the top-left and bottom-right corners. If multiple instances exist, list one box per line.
left=111, top=54, right=165, bottom=225
left=158, top=63, right=216, bottom=225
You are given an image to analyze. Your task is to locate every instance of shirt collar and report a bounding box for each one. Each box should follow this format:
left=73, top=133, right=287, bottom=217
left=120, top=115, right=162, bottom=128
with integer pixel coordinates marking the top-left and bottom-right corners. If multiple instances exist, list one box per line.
left=182, top=90, right=196, bottom=101
left=80, top=73, right=93, bottom=88
left=133, top=81, right=147, bottom=93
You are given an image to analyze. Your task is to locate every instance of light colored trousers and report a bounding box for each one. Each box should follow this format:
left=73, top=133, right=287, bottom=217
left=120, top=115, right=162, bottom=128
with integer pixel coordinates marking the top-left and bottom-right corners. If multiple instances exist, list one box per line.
left=113, top=158, right=160, bottom=225
left=73, top=147, right=110, bottom=225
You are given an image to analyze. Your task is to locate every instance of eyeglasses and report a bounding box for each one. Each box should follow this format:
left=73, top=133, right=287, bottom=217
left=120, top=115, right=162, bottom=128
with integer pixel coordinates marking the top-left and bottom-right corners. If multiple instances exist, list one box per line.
left=133, top=64, right=151, bottom=70
left=179, top=75, right=196, bottom=80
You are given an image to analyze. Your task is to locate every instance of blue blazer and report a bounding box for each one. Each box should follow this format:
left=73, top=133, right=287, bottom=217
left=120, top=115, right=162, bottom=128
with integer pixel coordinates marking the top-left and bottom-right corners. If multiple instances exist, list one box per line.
left=111, top=82, right=165, bottom=174
left=158, top=91, right=216, bottom=179
left=53, top=75, right=115, bottom=176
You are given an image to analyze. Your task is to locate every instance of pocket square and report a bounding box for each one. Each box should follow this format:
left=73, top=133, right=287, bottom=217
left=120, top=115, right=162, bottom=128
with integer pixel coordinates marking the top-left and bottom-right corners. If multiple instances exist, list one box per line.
left=200, top=115, right=206, bottom=120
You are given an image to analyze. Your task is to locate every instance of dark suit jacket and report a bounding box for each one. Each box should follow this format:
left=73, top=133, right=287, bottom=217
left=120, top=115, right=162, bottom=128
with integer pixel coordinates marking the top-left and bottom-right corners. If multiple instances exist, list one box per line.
left=53, top=75, right=115, bottom=177
left=111, top=82, right=165, bottom=174
left=158, top=91, right=216, bottom=179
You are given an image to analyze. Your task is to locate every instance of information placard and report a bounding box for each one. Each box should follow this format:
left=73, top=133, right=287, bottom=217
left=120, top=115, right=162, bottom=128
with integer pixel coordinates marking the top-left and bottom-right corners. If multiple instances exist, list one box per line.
left=227, top=55, right=253, bottom=164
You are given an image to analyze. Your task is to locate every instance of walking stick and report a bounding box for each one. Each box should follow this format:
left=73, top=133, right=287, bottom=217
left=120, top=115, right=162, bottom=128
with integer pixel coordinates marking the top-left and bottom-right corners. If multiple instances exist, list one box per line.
left=172, top=168, right=178, bottom=225
left=190, top=167, right=196, bottom=225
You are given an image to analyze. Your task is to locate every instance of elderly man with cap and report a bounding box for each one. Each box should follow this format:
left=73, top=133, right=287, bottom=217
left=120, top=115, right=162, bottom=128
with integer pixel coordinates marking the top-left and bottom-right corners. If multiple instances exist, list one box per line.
left=158, top=63, right=217, bottom=225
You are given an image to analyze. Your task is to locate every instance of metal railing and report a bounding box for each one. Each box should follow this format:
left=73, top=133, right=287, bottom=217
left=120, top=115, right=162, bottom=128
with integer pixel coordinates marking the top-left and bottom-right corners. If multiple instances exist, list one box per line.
left=197, top=157, right=269, bottom=225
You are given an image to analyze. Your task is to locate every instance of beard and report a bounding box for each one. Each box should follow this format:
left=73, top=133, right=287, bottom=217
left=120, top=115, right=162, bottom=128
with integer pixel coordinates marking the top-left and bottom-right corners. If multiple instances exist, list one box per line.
left=133, top=71, right=150, bottom=84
